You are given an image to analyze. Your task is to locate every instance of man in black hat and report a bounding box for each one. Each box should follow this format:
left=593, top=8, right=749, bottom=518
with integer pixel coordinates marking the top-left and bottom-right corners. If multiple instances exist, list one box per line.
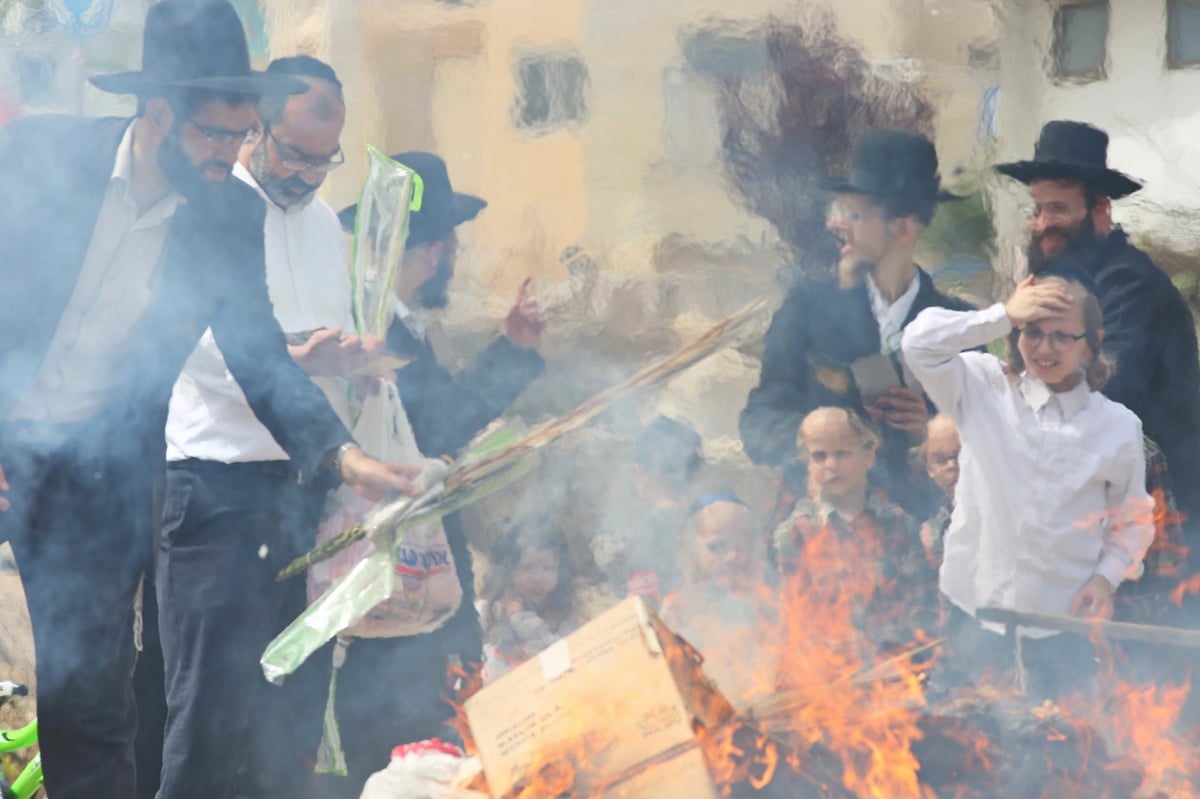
left=740, top=129, right=972, bottom=518
left=327, top=153, right=545, bottom=792
left=338, top=151, right=547, bottom=458
left=0, top=3, right=419, bottom=798
left=996, top=120, right=1200, bottom=539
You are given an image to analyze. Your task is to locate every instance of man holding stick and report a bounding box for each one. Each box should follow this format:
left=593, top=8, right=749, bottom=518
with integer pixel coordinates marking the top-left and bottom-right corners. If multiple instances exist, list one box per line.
left=0, top=4, right=418, bottom=797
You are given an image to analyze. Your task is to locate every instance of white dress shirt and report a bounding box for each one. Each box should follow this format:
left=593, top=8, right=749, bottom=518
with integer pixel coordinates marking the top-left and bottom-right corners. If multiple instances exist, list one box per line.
left=389, top=294, right=431, bottom=343
left=901, top=303, right=1154, bottom=638
left=866, top=271, right=920, bottom=353
left=8, top=123, right=184, bottom=423
left=165, top=163, right=353, bottom=463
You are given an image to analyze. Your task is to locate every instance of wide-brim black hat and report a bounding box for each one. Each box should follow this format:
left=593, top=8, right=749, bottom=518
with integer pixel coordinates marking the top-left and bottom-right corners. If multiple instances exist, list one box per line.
left=90, top=0, right=305, bottom=97
left=995, top=120, right=1142, bottom=200
left=338, top=151, right=487, bottom=249
left=818, top=128, right=964, bottom=204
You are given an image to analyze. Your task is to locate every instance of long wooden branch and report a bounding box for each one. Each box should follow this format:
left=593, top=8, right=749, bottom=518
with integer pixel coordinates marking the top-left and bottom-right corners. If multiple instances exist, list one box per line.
left=975, top=606, right=1200, bottom=648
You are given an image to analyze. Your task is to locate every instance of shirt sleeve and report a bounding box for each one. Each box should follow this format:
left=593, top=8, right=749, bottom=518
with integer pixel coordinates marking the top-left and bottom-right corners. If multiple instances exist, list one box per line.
left=900, top=303, right=1012, bottom=416
left=1096, top=422, right=1156, bottom=589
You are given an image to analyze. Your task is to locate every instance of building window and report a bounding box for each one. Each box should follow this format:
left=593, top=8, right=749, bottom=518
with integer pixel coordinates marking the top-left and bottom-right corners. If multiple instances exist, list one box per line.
left=512, top=52, right=588, bottom=133
left=1168, top=0, right=1200, bottom=68
left=1052, top=1, right=1109, bottom=81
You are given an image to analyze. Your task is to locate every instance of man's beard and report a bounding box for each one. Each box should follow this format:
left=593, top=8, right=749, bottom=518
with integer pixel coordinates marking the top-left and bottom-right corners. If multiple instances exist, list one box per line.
left=1027, top=213, right=1097, bottom=272
left=248, top=140, right=320, bottom=209
left=415, top=246, right=454, bottom=309
left=158, top=128, right=229, bottom=200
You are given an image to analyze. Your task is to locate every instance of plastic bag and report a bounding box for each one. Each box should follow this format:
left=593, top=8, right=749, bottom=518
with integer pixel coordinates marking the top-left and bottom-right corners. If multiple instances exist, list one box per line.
left=350, top=148, right=423, bottom=340
left=308, top=383, right=463, bottom=639
left=359, top=739, right=486, bottom=799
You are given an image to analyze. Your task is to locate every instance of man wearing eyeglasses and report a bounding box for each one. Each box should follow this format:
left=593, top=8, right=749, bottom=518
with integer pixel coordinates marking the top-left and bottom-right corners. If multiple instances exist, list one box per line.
left=152, top=56, right=382, bottom=799
left=740, top=129, right=971, bottom=519
left=0, top=4, right=422, bottom=799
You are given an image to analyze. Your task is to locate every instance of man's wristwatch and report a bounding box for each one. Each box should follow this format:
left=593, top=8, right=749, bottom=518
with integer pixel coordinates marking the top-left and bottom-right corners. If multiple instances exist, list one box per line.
left=322, top=442, right=361, bottom=479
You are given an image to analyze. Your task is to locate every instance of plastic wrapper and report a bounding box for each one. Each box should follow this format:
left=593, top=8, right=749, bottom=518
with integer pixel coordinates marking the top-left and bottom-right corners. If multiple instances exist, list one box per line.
left=350, top=147, right=423, bottom=339
left=359, top=739, right=486, bottom=799
left=261, top=429, right=530, bottom=684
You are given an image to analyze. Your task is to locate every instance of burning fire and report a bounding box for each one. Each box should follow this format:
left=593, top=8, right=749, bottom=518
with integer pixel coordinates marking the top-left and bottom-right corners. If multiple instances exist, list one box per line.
left=446, top=512, right=1199, bottom=799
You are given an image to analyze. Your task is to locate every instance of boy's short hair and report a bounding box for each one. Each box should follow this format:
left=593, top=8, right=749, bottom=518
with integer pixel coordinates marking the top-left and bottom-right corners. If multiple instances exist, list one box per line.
left=797, top=406, right=880, bottom=456
left=636, top=415, right=703, bottom=489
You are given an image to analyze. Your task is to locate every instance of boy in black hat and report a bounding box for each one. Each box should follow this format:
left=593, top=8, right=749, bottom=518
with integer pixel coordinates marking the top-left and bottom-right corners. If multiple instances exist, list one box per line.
left=996, top=120, right=1200, bottom=559
left=740, top=128, right=972, bottom=518
left=0, top=3, right=421, bottom=798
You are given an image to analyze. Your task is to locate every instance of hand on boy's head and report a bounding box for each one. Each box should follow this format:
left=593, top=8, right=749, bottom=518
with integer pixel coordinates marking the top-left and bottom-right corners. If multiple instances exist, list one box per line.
left=1005, top=274, right=1074, bottom=328
left=1068, top=574, right=1115, bottom=620
left=866, top=386, right=928, bottom=435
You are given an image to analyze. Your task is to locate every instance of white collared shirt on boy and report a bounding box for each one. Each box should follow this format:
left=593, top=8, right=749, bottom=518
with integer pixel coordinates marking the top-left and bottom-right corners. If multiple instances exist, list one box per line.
left=901, top=303, right=1154, bottom=638
left=165, top=162, right=353, bottom=463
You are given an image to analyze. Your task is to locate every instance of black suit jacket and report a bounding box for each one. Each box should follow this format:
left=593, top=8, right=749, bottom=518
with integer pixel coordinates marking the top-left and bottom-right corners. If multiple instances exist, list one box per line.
left=0, top=115, right=351, bottom=484
left=1083, top=231, right=1200, bottom=519
left=386, top=320, right=545, bottom=459
left=740, top=268, right=972, bottom=514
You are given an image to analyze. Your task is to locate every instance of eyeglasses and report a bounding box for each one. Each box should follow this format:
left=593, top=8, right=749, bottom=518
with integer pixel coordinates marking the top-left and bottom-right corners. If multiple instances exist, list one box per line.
left=263, top=123, right=344, bottom=172
left=827, top=200, right=883, bottom=226
left=1019, top=327, right=1087, bottom=350
left=186, top=119, right=256, bottom=148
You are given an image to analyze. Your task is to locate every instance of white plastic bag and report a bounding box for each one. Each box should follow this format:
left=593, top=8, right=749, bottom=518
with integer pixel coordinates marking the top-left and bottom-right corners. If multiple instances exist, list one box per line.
left=308, top=381, right=463, bottom=639
left=359, top=739, right=486, bottom=799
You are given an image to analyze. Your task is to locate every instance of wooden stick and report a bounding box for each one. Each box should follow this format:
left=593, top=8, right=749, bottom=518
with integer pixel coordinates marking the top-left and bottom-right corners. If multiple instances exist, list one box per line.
left=975, top=606, right=1200, bottom=648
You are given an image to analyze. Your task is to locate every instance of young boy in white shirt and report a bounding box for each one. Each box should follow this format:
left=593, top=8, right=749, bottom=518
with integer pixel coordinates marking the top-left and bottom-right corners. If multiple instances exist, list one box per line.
left=902, top=262, right=1154, bottom=699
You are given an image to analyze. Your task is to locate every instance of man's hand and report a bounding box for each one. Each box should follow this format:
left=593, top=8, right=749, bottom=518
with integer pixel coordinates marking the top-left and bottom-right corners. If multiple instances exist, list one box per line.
left=1005, top=274, right=1073, bottom=328
left=1069, top=575, right=1115, bottom=620
left=289, top=329, right=383, bottom=378
left=0, top=463, right=9, bottom=512
left=865, top=386, right=929, bottom=435
left=504, top=277, right=545, bottom=350
left=339, top=447, right=423, bottom=502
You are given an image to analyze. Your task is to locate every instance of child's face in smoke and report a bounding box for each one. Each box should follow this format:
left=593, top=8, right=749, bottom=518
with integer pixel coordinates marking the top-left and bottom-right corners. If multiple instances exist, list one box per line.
left=924, top=415, right=960, bottom=499
left=510, top=547, right=560, bottom=611
left=801, top=416, right=875, bottom=506
left=688, top=502, right=753, bottom=589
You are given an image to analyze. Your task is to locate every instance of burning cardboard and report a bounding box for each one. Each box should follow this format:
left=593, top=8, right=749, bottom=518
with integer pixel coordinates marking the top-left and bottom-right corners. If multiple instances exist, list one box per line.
left=463, top=596, right=744, bottom=799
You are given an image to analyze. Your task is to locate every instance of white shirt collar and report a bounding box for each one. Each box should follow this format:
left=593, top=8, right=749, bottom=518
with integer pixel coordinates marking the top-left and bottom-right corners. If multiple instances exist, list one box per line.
left=389, top=294, right=431, bottom=342
left=1018, top=372, right=1090, bottom=419
left=866, top=270, right=921, bottom=351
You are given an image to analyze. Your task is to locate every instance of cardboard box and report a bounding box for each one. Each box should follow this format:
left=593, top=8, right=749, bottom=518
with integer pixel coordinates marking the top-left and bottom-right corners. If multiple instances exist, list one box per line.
left=464, top=596, right=729, bottom=799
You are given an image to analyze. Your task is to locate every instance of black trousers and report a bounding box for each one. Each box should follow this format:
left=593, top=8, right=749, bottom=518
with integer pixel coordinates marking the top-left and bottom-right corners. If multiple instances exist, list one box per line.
left=940, top=600, right=1098, bottom=701
left=1, top=426, right=155, bottom=799
left=155, top=460, right=327, bottom=799
left=317, top=513, right=482, bottom=795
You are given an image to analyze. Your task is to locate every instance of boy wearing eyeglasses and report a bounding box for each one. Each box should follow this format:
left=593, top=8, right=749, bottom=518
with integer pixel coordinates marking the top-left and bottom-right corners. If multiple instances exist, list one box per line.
left=916, top=413, right=960, bottom=566
left=902, top=258, right=1154, bottom=700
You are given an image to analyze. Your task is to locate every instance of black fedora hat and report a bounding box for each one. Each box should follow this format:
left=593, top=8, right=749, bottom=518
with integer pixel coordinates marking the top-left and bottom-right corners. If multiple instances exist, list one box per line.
left=90, top=0, right=305, bottom=97
left=338, top=152, right=487, bottom=248
left=995, top=120, right=1142, bottom=200
left=818, top=128, right=963, bottom=204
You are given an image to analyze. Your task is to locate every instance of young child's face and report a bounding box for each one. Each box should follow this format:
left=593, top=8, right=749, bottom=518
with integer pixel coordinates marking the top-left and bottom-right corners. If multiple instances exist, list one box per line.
left=1017, top=298, right=1093, bottom=391
left=802, top=417, right=875, bottom=505
left=689, top=502, right=754, bottom=589
left=924, top=416, right=960, bottom=499
left=511, top=548, right=560, bottom=611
